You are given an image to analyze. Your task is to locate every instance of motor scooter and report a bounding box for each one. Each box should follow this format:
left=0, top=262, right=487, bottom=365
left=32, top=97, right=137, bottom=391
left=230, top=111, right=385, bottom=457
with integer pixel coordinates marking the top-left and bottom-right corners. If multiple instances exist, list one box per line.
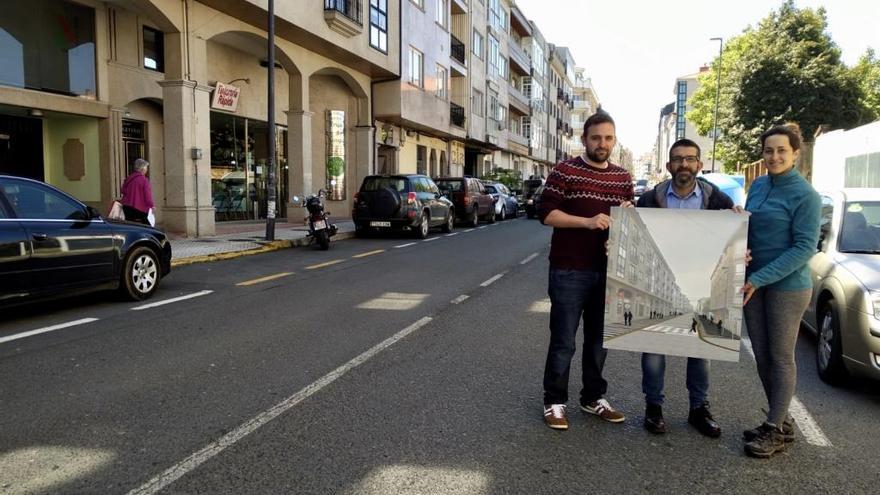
left=294, top=189, right=338, bottom=250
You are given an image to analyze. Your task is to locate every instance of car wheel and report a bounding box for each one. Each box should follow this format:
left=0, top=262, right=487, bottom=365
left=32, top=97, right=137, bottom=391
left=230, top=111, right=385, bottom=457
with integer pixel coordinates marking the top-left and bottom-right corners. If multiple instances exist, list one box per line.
left=441, top=209, right=454, bottom=233
left=471, top=207, right=479, bottom=227
left=499, top=206, right=506, bottom=221
left=120, top=246, right=161, bottom=301
left=817, top=300, right=847, bottom=384
left=415, top=212, right=430, bottom=239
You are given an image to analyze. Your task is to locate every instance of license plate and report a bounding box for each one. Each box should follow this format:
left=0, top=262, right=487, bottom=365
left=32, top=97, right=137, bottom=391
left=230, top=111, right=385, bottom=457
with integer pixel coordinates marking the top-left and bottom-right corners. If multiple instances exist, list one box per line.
left=313, top=220, right=326, bottom=230
left=370, top=221, right=391, bottom=227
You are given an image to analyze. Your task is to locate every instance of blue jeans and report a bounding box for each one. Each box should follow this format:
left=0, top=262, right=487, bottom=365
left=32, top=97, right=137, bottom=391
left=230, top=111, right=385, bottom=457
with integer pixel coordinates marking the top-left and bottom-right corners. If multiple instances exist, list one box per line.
left=543, top=268, right=608, bottom=405
left=641, top=353, right=709, bottom=410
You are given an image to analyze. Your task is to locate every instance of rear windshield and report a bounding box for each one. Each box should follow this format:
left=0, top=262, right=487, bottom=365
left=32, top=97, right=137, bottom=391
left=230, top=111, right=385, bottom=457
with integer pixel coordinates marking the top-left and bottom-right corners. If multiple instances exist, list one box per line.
left=484, top=185, right=498, bottom=194
left=435, top=179, right=463, bottom=192
left=362, top=177, right=408, bottom=192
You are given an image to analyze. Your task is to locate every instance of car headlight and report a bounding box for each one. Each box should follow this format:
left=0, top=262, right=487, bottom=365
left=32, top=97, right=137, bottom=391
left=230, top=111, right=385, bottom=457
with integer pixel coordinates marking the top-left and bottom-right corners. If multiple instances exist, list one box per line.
left=527, top=199, right=534, bottom=205
left=866, top=290, right=880, bottom=320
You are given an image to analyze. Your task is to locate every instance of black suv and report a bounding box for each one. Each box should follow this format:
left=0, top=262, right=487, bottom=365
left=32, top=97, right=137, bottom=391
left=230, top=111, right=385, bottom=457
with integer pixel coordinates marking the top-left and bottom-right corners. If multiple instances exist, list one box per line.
left=352, top=175, right=454, bottom=238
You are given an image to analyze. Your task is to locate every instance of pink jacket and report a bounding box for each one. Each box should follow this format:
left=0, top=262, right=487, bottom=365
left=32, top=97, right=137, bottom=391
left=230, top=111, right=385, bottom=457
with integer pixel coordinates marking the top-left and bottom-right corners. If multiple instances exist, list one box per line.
left=120, top=172, right=154, bottom=213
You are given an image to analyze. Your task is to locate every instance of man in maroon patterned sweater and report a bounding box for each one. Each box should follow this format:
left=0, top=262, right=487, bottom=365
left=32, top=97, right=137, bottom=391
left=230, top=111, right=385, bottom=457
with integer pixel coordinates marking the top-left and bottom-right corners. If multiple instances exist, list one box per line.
left=539, top=111, right=634, bottom=430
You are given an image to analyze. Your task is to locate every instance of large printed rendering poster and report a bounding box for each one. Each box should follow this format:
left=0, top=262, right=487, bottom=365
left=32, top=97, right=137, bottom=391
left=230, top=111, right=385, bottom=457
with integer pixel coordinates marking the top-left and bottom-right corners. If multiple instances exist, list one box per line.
left=603, top=207, right=749, bottom=362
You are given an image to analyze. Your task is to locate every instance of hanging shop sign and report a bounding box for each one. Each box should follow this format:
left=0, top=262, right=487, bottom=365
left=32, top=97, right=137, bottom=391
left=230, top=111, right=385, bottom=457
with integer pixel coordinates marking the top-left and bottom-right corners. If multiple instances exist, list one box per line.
left=211, top=82, right=241, bottom=112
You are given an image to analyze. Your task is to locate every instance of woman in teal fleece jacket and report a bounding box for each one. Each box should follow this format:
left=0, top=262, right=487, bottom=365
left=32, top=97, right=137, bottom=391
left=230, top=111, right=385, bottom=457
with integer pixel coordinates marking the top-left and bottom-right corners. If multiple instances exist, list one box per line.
left=740, top=124, right=821, bottom=459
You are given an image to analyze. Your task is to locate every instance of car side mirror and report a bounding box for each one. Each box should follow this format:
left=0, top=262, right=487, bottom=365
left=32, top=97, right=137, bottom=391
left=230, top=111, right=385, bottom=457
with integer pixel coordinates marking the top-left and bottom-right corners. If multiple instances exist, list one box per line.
left=87, top=206, right=101, bottom=220
left=434, top=192, right=441, bottom=199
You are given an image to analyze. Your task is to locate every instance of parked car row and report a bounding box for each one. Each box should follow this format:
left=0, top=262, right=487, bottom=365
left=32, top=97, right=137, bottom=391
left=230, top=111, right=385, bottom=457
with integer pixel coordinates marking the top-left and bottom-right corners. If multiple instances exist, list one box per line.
left=0, top=175, right=172, bottom=309
left=351, top=174, right=524, bottom=238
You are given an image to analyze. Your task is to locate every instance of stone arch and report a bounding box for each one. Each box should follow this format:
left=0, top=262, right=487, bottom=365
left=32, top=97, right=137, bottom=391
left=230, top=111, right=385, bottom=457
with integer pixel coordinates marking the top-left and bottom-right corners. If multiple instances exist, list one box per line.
left=109, top=0, right=182, bottom=32
left=429, top=149, right=437, bottom=178
left=440, top=150, right=448, bottom=176
left=310, top=67, right=370, bottom=125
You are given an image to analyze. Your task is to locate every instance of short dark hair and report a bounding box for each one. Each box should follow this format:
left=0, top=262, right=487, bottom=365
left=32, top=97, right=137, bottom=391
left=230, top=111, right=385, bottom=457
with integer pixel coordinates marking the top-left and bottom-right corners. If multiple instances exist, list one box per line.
left=669, top=138, right=701, bottom=158
left=760, top=123, right=802, bottom=151
left=583, top=111, right=615, bottom=136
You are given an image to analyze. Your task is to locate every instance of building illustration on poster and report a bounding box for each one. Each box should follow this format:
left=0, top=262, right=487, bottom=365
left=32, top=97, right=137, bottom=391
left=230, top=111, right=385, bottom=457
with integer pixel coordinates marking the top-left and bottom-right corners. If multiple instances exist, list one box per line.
left=604, top=207, right=749, bottom=362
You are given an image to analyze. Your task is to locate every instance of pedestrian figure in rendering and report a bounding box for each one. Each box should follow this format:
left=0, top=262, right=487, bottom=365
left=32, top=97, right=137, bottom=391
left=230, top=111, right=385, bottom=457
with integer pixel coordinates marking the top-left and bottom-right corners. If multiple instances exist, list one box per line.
left=717, top=319, right=724, bottom=332
left=741, top=124, right=820, bottom=458
left=635, top=138, right=737, bottom=438
left=540, top=111, right=633, bottom=430
left=120, top=158, right=154, bottom=225
left=624, top=310, right=632, bottom=326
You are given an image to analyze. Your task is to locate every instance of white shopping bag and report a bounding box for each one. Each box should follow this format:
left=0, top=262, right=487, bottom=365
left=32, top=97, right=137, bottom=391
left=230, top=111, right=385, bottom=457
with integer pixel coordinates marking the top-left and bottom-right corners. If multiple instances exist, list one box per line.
left=147, top=208, right=156, bottom=226
left=108, top=200, right=125, bottom=220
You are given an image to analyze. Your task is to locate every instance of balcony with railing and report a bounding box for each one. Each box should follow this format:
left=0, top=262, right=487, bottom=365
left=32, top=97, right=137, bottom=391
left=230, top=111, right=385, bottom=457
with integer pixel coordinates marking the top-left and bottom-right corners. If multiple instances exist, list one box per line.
left=450, top=102, right=466, bottom=128
left=451, top=35, right=466, bottom=66
left=508, top=84, right=530, bottom=114
left=324, top=0, right=362, bottom=36
left=508, top=40, right=531, bottom=75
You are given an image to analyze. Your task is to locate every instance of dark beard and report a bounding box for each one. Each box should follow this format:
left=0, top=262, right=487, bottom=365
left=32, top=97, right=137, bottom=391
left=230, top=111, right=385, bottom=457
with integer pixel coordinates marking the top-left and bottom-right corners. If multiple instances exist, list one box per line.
left=674, top=171, right=694, bottom=187
left=586, top=148, right=609, bottom=163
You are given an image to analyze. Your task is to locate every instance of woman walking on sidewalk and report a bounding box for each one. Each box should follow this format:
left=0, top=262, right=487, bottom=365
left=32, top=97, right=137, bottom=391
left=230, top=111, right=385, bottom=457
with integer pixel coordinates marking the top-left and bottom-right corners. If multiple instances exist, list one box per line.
left=741, top=123, right=820, bottom=458
left=120, top=158, right=154, bottom=225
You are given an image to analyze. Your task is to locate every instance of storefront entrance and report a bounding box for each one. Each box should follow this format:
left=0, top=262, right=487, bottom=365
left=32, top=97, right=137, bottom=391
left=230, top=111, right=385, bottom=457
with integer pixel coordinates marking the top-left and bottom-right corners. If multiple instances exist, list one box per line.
left=209, top=112, right=288, bottom=222
left=0, top=113, right=44, bottom=181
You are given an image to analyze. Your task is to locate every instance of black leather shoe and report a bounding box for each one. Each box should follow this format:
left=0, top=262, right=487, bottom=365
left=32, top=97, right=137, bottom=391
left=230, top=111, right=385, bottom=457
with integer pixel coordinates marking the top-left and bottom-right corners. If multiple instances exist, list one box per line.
left=688, top=403, right=722, bottom=438
left=644, top=404, right=668, bottom=434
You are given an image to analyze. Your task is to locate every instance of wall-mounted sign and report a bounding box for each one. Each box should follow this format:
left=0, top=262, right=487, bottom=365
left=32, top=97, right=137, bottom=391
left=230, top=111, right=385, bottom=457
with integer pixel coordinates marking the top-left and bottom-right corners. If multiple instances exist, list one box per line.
left=211, top=82, right=241, bottom=112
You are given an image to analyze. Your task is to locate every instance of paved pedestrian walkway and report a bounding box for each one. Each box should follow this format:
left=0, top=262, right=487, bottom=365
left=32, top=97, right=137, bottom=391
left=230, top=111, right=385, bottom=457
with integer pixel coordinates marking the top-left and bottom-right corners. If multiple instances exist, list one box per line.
left=167, top=218, right=356, bottom=267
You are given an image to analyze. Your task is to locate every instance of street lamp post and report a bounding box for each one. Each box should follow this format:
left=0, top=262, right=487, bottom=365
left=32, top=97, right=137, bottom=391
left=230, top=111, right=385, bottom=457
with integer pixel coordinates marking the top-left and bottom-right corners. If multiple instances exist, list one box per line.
left=265, top=0, right=276, bottom=240
left=709, top=37, right=723, bottom=173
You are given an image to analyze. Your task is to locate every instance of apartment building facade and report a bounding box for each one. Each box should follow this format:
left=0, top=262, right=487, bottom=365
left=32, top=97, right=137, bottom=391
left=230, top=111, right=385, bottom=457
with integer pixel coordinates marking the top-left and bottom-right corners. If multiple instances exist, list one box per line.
left=0, top=0, right=400, bottom=236
left=0, top=0, right=604, bottom=236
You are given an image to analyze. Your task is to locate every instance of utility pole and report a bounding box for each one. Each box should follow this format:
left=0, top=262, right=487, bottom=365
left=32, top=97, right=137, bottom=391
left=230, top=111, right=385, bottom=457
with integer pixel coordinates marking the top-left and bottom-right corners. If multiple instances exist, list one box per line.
left=710, top=37, right=723, bottom=173
left=265, top=0, right=277, bottom=240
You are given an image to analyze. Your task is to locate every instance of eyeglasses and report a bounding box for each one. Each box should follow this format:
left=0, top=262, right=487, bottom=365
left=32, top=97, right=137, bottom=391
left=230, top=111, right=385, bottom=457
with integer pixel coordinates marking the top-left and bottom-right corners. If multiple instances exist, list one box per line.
left=669, top=156, right=699, bottom=165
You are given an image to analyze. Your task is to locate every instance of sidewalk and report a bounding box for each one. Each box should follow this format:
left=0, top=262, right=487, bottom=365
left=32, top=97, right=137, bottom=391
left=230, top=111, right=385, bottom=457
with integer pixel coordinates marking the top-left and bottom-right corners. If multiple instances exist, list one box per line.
left=167, top=218, right=356, bottom=267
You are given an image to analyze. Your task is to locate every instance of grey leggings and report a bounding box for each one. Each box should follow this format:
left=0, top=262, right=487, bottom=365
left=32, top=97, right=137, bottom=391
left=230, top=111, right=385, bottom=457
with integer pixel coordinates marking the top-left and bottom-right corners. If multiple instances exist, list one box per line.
left=743, top=287, right=811, bottom=426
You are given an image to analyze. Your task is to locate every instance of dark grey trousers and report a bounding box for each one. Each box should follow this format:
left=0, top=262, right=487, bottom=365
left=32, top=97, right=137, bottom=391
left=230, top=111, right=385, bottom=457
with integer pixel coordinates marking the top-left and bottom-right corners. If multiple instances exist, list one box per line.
left=743, top=287, right=811, bottom=426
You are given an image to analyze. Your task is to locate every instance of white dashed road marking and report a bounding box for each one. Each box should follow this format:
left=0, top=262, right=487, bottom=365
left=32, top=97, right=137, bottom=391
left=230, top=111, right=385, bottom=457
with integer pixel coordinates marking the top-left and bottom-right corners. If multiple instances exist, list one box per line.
left=742, top=337, right=832, bottom=447
left=480, top=273, right=505, bottom=287
left=422, top=237, right=439, bottom=242
left=463, top=229, right=475, bottom=233
left=0, top=318, right=99, bottom=345
left=128, top=316, right=434, bottom=495
left=445, top=233, right=459, bottom=237
left=520, top=252, right=539, bottom=265
left=130, top=290, right=213, bottom=311
left=451, top=295, right=469, bottom=304
left=394, top=243, right=416, bottom=248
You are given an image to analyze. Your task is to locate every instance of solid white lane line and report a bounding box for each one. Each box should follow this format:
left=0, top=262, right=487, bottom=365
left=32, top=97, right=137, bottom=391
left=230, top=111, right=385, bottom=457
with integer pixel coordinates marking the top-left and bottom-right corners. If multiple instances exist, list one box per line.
left=480, top=273, right=505, bottom=287
left=477, top=226, right=487, bottom=229
left=127, top=316, right=434, bottom=495
left=394, top=243, right=416, bottom=248
left=520, top=252, right=539, bottom=265
left=445, top=233, right=459, bottom=237
left=463, top=229, right=475, bottom=233
left=741, top=337, right=832, bottom=447
left=131, top=290, right=213, bottom=311
left=422, top=237, right=439, bottom=242
left=451, top=295, right=469, bottom=304
left=0, top=318, right=99, bottom=345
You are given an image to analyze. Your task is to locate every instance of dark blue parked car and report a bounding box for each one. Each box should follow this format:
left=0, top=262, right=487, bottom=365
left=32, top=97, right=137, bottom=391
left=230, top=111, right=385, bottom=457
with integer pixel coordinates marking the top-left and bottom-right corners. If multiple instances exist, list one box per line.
left=0, top=175, right=172, bottom=307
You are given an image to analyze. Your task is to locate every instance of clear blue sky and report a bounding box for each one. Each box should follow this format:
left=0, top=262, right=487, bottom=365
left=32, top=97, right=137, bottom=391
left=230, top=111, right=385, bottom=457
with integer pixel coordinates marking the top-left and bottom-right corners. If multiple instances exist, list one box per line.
left=515, top=0, right=880, bottom=157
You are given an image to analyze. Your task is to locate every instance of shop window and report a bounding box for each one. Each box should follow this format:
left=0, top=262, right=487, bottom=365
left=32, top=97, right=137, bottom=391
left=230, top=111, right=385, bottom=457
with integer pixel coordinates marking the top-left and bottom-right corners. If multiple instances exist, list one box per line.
left=143, top=26, right=164, bottom=72
left=0, top=0, right=96, bottom=98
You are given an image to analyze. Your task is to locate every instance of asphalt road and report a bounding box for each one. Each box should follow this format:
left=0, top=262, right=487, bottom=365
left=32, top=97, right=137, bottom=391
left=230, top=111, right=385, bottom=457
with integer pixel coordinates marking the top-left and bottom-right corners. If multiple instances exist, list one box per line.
left=1, top=217, right=879, bottom=494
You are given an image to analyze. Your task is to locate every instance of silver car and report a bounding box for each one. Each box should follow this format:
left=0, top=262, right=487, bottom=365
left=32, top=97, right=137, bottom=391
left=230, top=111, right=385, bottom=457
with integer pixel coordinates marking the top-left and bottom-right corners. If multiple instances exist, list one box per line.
left=802, top=188, right=880, bottom=383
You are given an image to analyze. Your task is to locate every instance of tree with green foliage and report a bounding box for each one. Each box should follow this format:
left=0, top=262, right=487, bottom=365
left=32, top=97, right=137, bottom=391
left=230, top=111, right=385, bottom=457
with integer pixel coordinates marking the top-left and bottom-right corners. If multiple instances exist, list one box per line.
left=480, top=167, right=522, bottom=191
left=851, top=48, right=880, bottom=120
left=688, top=1, right=870, bottom=170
